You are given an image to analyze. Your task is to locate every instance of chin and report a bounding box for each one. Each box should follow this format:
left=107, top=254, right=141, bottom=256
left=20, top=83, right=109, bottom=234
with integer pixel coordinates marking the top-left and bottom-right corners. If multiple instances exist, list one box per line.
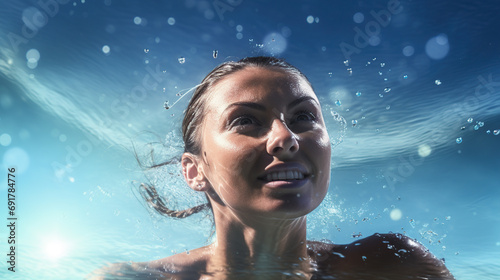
left=263, top=194, right=323, bottom=219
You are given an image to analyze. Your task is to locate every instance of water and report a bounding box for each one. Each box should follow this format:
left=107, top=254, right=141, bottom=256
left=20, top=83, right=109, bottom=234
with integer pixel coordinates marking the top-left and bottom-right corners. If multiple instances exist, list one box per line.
left=1, top=0, right=500, bottom=279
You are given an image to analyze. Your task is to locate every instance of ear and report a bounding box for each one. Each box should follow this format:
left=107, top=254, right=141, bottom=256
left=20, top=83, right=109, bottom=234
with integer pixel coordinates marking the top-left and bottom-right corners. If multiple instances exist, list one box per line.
left=181, top=152, right=209, bottom=192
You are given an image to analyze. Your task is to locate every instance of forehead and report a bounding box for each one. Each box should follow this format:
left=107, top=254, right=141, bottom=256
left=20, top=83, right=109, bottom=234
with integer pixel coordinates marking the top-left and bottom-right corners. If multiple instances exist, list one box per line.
left=207, top=67, right=317, bottom=107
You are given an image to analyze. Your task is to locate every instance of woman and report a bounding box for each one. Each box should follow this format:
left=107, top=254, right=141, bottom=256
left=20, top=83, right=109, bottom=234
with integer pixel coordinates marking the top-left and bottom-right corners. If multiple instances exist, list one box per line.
left=91, top=56, right=454, bottom=279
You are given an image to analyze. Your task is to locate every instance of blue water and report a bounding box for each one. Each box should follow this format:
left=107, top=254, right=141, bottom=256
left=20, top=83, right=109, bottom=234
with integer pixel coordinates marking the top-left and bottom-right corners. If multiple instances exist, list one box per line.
left=1, top=0, right=499, bottom=279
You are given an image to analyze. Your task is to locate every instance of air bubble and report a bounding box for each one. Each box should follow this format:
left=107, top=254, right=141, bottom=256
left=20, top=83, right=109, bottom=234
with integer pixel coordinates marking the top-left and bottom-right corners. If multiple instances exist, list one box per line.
left=384, top=87, right=391, bottom=93
left=403, top=74, right=408, bottom=79
left=467, top=118, right=473, bottom=123
left=456, top=137, right=462, bottom=144
left=343, top=60, right=349, bottom=66
left=356, top=91, right=361, bottom=97
left=435, top=79, right=442, bottom=85
left=494, top=130, right=500, bottom=135
left=144, top=48, right=149, bottom=53
left=474, top=125, right=479, bottom=130
left=178, top=57, right=185, bottom=64
left=164, top=101, right=170, bottom=110
left=213, top=50, right=218, bottom=58
left=361, top=256, right=367, bottom=261
left=347, top=68, right=352, bottom=76
left=380, top=62, right=385, bottom=67
left=335, top=100, right=342, bottom=106
left=478, top=121, right=484, bottom=127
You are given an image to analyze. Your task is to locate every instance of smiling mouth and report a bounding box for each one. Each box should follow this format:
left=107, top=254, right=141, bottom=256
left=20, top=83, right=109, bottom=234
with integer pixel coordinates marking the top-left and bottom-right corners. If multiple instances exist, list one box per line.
left=261, top=171, right=308, bottom=182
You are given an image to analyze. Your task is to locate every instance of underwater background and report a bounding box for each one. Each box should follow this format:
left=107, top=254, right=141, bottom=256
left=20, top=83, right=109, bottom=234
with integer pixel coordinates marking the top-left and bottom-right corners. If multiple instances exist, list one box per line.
left=1, top=0, right=499, bottom=279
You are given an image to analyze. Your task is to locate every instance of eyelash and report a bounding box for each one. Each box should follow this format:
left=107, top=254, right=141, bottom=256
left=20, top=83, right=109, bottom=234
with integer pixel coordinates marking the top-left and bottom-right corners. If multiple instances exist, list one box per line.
left=291, top=110, right=317, bottom=123
left=230, top=115, right=259, bottom=128
left=230, top=110, right=316, bottom=130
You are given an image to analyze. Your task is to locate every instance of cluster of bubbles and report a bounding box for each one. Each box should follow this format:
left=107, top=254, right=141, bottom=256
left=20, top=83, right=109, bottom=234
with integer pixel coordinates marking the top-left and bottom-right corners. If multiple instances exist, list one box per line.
left=456, top=117, right=499, bottom=144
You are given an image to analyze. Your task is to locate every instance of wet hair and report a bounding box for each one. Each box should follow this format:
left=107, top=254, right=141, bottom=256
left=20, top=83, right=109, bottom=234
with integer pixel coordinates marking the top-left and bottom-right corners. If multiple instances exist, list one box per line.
left=139, top=56, right=311, bottom=220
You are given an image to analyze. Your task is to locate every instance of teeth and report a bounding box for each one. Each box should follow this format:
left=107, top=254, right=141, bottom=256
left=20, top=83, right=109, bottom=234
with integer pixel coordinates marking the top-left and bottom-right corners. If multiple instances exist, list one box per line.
left=265, top=171, right=306, bottom=181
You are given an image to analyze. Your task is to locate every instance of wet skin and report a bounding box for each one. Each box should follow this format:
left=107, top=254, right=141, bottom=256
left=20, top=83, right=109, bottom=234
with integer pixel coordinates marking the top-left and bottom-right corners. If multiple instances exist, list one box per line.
left=90, top=234, right=454, bottom=279
left=89, top=67, right=454, bottom=279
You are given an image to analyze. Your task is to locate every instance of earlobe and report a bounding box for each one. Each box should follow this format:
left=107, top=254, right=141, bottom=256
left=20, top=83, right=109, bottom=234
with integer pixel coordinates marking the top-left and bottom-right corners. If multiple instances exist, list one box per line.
left=181, top=153, right=208, bottom=191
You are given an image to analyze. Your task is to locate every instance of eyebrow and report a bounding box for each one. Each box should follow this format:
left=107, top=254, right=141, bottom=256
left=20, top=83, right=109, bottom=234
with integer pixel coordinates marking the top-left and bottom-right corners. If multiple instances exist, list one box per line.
left=224, top=96, right=318, bottom=113
left=287, top=96, right=318, bottom=108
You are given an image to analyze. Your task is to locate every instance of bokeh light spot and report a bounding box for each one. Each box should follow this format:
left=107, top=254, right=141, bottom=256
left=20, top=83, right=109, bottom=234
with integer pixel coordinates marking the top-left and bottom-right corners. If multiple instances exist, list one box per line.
left=390, top=208, right=403, bottom=221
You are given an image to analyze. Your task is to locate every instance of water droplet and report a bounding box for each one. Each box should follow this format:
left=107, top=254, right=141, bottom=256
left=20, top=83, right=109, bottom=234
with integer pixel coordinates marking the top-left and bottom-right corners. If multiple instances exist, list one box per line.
left=435, top=79, right=442, bottom=85
left=409, top=219, right=416, bottom=228
left=335, top=100, right=342, bottom=106
left=467, top=117, right=473, bottom=123
left=352, top=120, right=357, bottom=126
left=403, top=74, right=408, bottom=79
left=456, top=137, right=462, bottom=144
left=164, top=101, right=170, bottom=110
left=178, top=57, right=185, bottom=64
left=494, top=130, right=500, bottom=136
left=384, top=87, right=391, bottom=93
left=144, top=48, right=149, bottom=53
left=356, top=91, right=362, bottom=97
left=213, top=50, right=218, bottom=58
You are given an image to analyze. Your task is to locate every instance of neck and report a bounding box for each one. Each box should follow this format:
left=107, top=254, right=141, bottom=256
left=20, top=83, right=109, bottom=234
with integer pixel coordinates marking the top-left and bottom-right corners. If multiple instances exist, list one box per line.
left=206, top=206, right=313, bottom=278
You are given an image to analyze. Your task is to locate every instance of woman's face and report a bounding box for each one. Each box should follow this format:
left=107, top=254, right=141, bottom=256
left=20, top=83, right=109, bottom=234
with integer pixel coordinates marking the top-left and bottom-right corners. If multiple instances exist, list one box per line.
left=198, top=67, right=331, bottom=219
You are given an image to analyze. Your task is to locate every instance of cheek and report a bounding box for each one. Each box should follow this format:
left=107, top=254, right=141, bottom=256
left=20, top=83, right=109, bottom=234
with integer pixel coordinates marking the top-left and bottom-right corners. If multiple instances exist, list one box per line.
left=204, top=135, right=260, bottom=183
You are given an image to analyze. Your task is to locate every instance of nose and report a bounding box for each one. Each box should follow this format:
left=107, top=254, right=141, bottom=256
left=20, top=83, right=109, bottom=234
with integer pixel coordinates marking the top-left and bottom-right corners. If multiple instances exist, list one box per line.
left=266, top=119, right=299, bottom=157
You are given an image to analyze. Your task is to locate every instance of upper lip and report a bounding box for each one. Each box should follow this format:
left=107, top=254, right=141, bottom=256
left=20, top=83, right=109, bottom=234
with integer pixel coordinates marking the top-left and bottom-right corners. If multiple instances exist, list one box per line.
left=258, top=162, right=310, bottom=181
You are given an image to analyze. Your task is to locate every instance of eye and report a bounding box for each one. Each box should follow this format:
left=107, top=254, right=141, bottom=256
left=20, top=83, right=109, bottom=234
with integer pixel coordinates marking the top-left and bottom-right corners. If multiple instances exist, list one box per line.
left=230, top=115, right=259, bottom=128
left=291, top=110, right=316, bottom=123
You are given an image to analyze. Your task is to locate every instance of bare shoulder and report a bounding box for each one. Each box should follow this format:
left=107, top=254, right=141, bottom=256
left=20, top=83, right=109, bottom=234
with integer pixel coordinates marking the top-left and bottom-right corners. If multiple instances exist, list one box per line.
left=87, top=246, right=211, bottom=280
left=309, top=233, right=455, bottom=280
